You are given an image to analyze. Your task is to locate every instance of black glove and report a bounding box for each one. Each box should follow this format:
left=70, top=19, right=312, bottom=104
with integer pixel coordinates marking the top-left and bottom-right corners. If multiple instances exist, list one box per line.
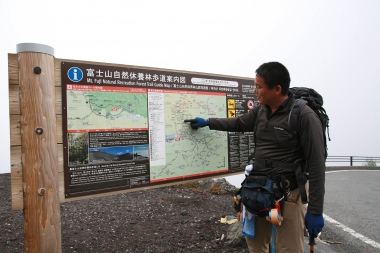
left=184, top=117, right=210, bottom=130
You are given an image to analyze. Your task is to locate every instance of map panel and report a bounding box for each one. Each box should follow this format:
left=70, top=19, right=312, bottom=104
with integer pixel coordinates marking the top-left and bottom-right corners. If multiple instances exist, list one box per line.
left=150, top=91, right=228, bottom=181
left=66, top=85, right=148, bottom=131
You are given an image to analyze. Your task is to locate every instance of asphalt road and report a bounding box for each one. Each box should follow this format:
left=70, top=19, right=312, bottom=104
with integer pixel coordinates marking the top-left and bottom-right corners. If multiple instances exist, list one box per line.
left=307, top=170, right=380, bottom=253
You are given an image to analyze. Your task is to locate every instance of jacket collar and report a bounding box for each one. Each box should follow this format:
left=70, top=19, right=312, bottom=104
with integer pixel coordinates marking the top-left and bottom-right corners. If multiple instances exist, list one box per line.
left=263, top=92, right=294, bottom=116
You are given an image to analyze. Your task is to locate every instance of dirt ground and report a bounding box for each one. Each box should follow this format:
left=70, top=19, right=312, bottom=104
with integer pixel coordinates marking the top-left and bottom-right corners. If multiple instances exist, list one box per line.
left=0, top=173, right=249, bottom=253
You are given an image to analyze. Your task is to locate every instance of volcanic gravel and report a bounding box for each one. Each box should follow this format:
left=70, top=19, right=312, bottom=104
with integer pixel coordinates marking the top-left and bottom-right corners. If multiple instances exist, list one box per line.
left=0, top=173, right=250, bottom=253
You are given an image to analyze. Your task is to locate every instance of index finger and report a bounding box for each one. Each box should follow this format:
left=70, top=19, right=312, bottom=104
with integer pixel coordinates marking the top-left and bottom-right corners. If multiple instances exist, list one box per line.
left=184, top=119, right=198, bottom=123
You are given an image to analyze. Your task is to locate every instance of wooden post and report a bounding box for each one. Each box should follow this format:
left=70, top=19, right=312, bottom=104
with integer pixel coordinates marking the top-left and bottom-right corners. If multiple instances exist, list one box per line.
left=17, top=43, right=62, bottom=253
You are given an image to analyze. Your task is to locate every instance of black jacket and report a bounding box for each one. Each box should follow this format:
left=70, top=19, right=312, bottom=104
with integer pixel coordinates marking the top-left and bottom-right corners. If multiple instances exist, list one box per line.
left=209, top=94, right=326, bottom=215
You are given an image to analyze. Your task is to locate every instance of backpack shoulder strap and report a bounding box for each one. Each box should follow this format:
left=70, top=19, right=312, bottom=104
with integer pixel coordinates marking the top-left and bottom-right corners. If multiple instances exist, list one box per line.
left=287, top=98, right=307, bottom=140
left=287, top=99, right=309, bottom=204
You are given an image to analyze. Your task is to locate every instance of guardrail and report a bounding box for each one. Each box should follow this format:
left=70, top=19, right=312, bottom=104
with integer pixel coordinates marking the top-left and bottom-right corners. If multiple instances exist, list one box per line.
left=327, top=156, right=380, bottom=166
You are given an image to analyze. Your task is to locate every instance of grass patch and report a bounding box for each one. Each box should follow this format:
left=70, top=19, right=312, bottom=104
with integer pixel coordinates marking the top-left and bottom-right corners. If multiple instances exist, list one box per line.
left=208, top=183, right=222, bottom=195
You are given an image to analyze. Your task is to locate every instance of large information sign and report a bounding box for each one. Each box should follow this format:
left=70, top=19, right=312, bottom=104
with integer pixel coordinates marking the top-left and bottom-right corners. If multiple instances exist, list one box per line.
left=61, top=62, right=257, bottom=198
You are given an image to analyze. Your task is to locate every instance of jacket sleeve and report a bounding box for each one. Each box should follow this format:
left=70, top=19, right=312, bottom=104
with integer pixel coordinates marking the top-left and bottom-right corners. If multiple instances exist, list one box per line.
left=299, top=108, right=326, bottom=215
left=209, top=106, right=260, bottom=132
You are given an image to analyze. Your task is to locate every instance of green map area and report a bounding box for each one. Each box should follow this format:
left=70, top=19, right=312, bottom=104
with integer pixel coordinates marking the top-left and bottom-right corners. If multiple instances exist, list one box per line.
left=150, top=93, right=228, bottom=180
left=67, top=90, right=148, bottom=130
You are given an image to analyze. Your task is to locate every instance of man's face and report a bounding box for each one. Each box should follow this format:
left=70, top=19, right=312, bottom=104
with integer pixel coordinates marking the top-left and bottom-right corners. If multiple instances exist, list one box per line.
left=254, top=76, right=277, bottom=105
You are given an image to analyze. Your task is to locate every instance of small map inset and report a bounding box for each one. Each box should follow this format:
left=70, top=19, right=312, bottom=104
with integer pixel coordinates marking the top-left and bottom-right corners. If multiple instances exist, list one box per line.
left=66, top=85, right=148, bottom=131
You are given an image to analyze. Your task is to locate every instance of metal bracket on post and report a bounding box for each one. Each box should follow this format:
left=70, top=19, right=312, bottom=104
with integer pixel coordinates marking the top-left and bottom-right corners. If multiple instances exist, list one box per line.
left=33, top=66, right=41, bottom=74
left=35, top=128, right=43, bottom=135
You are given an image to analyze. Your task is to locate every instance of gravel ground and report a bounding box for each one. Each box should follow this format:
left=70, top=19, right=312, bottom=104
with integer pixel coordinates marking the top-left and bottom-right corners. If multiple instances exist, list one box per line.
left=0, top=173, right=249, bottom=253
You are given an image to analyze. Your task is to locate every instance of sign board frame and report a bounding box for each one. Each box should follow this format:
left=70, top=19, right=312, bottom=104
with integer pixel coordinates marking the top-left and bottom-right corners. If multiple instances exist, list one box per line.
left=60, top=61, right=257, bottom=198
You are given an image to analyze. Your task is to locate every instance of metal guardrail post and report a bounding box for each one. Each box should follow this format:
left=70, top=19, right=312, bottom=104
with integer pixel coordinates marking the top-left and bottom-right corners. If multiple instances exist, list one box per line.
left=350, top=156, right=353, bottom=166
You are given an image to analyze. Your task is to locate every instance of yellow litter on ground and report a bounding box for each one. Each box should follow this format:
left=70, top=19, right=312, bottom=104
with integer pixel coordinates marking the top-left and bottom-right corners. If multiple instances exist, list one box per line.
left=220, top=215, right=238, bottom=224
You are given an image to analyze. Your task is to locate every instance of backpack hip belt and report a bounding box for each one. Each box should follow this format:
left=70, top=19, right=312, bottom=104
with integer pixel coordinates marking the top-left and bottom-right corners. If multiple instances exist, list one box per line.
left=255, top=157, right=308, bottom=204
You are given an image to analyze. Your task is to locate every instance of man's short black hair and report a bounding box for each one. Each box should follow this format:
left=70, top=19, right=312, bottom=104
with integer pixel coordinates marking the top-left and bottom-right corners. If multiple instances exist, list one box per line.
left=255, top=62, right=291, bottom=95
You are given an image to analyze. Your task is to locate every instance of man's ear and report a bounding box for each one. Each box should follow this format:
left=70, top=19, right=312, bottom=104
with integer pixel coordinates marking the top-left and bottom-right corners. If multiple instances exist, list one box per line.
left=275, top=85, right=282, bottom=95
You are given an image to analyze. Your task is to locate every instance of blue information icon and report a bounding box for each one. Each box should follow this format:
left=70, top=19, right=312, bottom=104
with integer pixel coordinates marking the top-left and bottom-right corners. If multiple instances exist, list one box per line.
left=67, top=67, right=83, bottom=82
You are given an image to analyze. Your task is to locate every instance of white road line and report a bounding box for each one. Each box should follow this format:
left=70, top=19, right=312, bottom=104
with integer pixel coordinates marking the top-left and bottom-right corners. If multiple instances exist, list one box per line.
left=325, top=170, right=380, bottom=250
left=323, top=214, right=380, bottom=249
left=326, top=170, right=380, bottom=173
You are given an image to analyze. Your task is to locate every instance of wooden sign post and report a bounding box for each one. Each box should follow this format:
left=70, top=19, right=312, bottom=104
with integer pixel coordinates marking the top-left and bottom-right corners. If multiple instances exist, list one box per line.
left=17, top=43, right=62, bottom=253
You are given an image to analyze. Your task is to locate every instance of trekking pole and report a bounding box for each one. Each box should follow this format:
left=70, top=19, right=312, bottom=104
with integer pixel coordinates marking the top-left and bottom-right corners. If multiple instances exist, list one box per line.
left=309, top=235, right=316, bottom=253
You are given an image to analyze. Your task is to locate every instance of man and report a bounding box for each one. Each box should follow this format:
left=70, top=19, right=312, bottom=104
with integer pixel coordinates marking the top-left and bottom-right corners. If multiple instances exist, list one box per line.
left=186, top=62, right=325, bottom=252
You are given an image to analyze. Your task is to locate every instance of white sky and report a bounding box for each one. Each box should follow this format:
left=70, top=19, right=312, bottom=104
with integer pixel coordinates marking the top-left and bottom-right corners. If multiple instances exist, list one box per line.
left=1, top=0, right=380, bottom=174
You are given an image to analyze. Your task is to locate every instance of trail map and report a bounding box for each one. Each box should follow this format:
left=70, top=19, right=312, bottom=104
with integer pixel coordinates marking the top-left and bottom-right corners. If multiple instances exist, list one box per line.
left=149, top=91, right=228, bottom=181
